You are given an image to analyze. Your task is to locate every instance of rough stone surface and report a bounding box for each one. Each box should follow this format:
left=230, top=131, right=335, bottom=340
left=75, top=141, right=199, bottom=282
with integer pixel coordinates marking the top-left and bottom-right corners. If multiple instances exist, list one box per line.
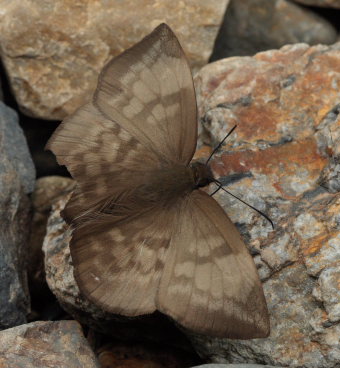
left=192, top=42, right=340, bottom=367
left=0, top=102, right=35, bottom=193
left=28, top=176, right=75, bottom=299
left=211, top=0, right=337, bottom=61
left=292, top=0, right=340, bottom=8
left=0, top=320, right=100, bottom=367
left=0, top=0, right=228, bottom=120
left=0, top=101, right=35, bottom=330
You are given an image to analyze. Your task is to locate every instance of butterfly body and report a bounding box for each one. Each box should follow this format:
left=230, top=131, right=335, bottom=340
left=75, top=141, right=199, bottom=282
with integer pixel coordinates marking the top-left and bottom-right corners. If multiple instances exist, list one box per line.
left=47, top=24, right=270, bottom=339
left=133, top=162, right=214, bottom=203
left=135, top=164, right=194, bottom=202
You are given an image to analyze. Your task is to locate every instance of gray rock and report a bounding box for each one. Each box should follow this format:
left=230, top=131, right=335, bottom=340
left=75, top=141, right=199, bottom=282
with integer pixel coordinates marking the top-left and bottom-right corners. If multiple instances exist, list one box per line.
left=0, top=102, right=35, bottom=329
left=211, top=0, right=337, bottom=60
left=0, top=102, right=35, bottom=193
left=0, top=320, right=100, bottom=368
left=28, top=176, right=75, bottom=310
left=192, top=42, right=340, bottom=367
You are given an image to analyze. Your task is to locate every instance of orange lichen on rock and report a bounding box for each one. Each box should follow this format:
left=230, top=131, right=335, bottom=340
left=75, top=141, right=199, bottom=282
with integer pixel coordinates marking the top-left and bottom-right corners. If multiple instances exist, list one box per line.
left=211, top=138, right=327, bottom=200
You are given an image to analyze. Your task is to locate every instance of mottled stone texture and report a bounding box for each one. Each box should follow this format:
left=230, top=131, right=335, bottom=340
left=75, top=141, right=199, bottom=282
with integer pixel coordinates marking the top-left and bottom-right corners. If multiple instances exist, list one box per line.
left=43, top=196, right=104, bottom=318
left=0, top=102, right=35, bottom=330
left=193, top=43, right=340, bottom=367
left=0, top=320, right=100, bottom=368
left=211, top=0, right=337, bottom=60
left=28, top=176, right=75, bottom=299
left=0, top=0, right=228, bottom=120
left=293, top=0, right=340, bottom=8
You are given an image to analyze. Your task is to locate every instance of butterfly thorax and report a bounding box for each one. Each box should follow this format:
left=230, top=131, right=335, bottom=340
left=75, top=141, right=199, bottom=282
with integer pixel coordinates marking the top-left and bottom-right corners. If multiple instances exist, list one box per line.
left=189, top=162, right=215, bottom=189
left=130, top=162, right=214, bottom=207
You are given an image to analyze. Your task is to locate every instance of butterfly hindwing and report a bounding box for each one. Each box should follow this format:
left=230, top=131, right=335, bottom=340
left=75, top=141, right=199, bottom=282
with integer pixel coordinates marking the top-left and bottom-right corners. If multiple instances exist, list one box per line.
left=70, top=204, right=179, bottom=315
left=157, top=190, right=270, bottom=338
left=70, top=188, right=269, bottom=338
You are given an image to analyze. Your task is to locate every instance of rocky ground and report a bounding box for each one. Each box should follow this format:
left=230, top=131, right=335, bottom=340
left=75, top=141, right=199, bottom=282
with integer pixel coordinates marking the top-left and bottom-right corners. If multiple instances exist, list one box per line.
left=0, top=1, right=339, bottom=367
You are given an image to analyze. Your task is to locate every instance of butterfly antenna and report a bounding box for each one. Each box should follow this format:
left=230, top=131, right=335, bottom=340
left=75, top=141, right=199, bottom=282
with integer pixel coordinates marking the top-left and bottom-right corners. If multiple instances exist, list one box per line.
left=210, top=185, right=222, bottom=197
left=205, top=125, right=237, bottom=165
left=214, top=180, right=274, bottom=229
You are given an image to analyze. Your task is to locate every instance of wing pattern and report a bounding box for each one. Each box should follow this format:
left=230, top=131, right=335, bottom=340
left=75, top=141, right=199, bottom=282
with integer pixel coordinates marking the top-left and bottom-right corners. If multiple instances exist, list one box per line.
left=94, top=23, right=197, bottom=164
left=157, top=190, right=269, bottom=338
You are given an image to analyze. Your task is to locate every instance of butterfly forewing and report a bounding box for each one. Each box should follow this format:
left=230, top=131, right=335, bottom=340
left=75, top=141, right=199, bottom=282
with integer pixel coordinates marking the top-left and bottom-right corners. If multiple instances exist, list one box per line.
left=94, top=23, right=197, bottom=165
left=46, top=23, right=270, bottom=338
left=46, top=102, right=160, bottom=224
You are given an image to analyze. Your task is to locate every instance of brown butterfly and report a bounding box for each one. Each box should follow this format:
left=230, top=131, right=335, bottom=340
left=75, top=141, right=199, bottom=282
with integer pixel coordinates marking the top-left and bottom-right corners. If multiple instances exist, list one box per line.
left=46, top=23, right=270, bottom=338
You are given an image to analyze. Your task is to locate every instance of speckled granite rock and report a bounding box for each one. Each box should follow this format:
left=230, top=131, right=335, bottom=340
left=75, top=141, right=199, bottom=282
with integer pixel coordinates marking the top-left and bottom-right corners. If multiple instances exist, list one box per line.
left=0, top=102, right=35, bottom=330
left=28, top=176, right=74, bottom=300
left=0, top=0, right=228, bottom=120
left=43, top=42, right=340, bottom=366
left=0, top=320, right=100, bottom=368
left=211, top=0, right=337, bottom=61
left=192, top=42, right=340, bottom=367
left=292, top=0, right=340, bottom=8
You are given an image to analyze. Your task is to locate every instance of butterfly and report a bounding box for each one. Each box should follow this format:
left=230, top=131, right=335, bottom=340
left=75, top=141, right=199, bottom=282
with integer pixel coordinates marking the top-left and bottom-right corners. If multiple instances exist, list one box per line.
left=46, top=23, right=270, bottom=338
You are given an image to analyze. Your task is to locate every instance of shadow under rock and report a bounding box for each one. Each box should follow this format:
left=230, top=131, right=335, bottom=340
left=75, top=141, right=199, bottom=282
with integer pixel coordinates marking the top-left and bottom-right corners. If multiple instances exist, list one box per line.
left=0, top=58, right=69, bottom=178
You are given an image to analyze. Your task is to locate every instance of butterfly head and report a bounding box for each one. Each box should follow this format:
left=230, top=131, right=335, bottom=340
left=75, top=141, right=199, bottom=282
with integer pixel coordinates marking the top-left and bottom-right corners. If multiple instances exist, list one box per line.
left=190, top=162, right=215, bottom=189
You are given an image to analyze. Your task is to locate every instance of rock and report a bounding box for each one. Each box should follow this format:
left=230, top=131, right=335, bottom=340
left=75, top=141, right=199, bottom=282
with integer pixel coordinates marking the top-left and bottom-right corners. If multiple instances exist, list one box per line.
left=0, top=0, right=228, bottom=120
left=0, top=320, right=100, bottom=368
left=0, top=101, right=35, bottom=330
left=313, top=266, right=340, bottom=323
left=43, top=42, right=340, bottom=366
left=0, top=102, right=35, bottom=193
left=292, top=0, right=340, bottom=8
left=192, top=42, right=340, bottom=367
left=28, top=176, right=75, bottom=318
left=211, top=0, right=337, bottom=60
